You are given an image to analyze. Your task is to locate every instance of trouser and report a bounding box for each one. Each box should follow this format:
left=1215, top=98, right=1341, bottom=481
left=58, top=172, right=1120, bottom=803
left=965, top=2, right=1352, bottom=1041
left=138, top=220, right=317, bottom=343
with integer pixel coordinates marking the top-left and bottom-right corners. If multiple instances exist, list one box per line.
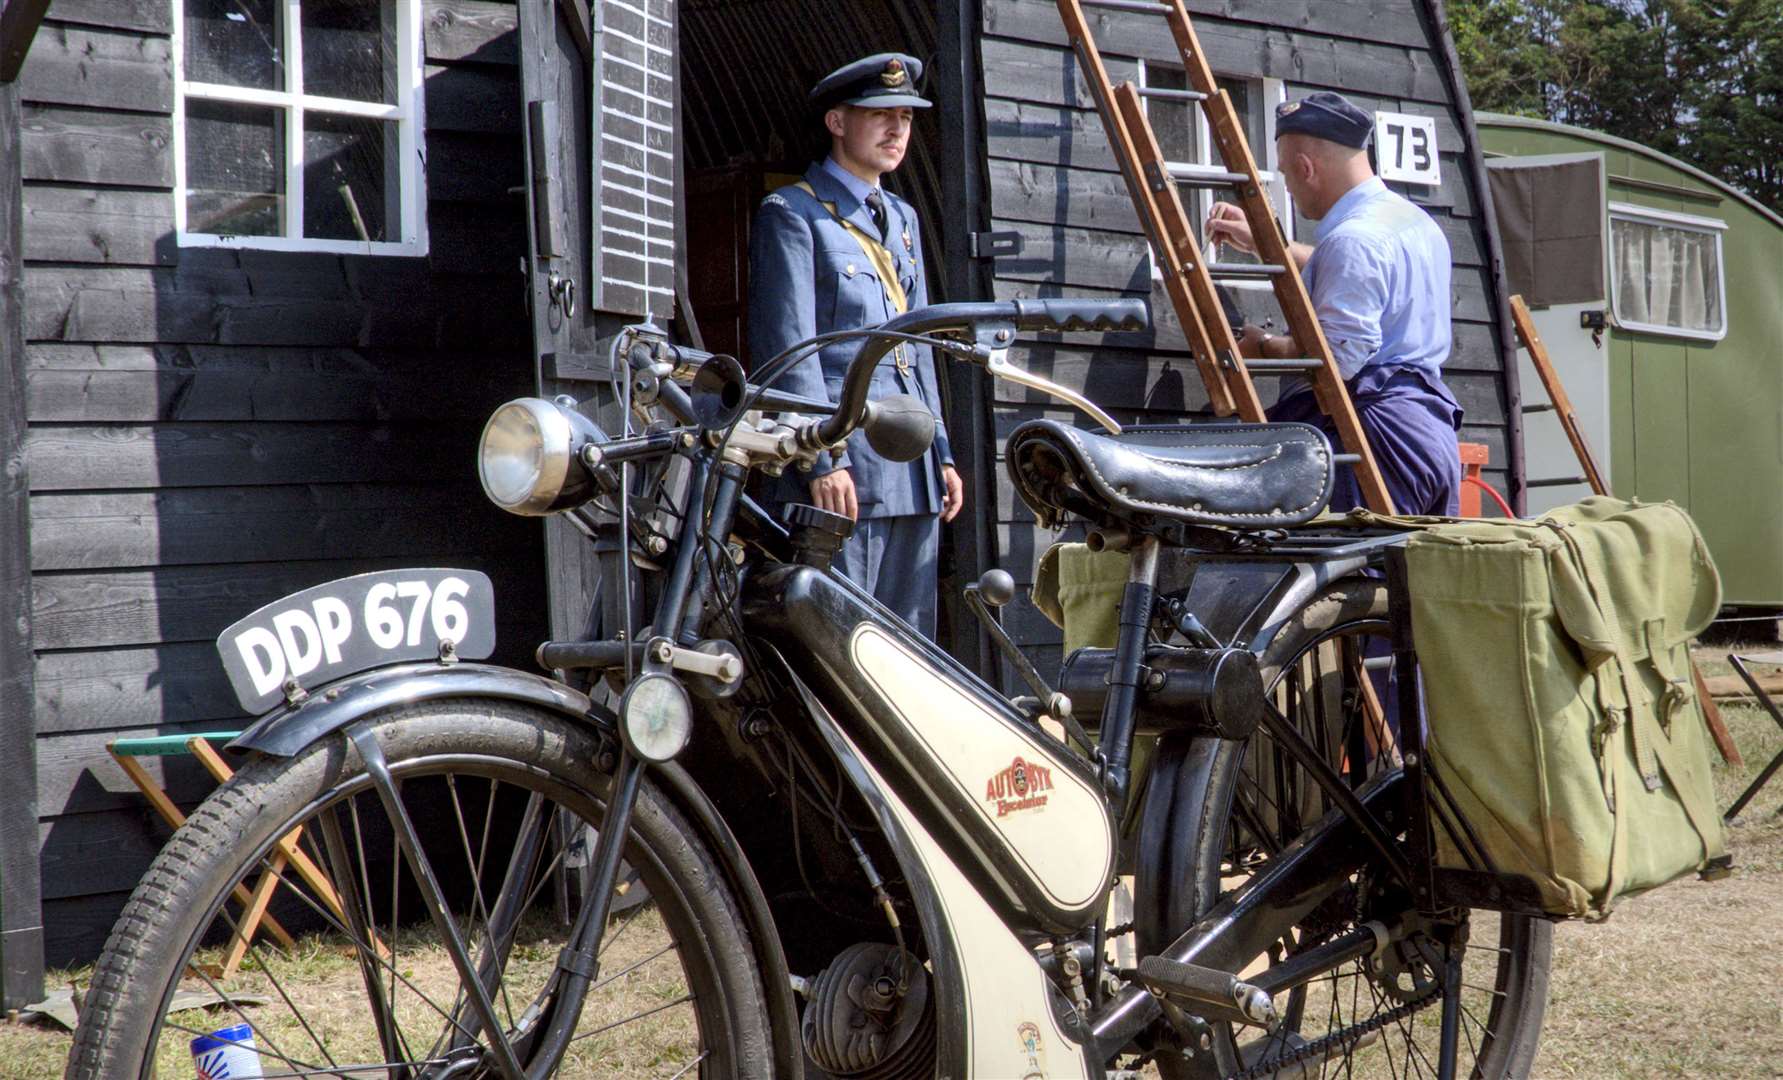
left=832, top=512, right=940, bottom=639
left=1268, top=371, right=1463, bottom=516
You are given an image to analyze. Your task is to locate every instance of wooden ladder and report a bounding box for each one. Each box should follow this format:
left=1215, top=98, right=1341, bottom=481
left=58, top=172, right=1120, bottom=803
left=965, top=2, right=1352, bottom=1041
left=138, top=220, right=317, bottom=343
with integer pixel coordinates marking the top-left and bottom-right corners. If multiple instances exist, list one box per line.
left=1054, top=0, right=1398, bottom=513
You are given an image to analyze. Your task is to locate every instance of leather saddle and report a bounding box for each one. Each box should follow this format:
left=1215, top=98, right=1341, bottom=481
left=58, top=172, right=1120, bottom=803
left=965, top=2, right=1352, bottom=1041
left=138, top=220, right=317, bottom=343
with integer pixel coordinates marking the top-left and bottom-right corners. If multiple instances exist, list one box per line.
left=1006, top=419, right=1335, bottom=532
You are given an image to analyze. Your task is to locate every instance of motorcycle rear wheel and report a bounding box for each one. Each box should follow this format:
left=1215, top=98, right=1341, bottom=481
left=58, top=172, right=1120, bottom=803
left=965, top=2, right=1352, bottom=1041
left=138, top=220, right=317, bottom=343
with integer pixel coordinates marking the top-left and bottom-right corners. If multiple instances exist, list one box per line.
left=66, top=699, right=773, bottom=1079
left=1145, top=581, right=1551, bottom=1079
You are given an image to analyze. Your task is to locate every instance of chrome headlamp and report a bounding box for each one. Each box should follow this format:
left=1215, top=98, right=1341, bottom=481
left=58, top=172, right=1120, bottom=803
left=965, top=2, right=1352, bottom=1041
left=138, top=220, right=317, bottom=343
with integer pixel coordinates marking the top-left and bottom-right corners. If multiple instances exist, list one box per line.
left=477, top=397, right=606, bottom=516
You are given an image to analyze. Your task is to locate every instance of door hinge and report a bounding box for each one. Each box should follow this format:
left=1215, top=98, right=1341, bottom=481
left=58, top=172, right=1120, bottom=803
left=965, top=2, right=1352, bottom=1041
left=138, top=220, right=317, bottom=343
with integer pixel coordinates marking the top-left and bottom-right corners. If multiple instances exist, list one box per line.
left=969, top=231, right=1025, bottom=259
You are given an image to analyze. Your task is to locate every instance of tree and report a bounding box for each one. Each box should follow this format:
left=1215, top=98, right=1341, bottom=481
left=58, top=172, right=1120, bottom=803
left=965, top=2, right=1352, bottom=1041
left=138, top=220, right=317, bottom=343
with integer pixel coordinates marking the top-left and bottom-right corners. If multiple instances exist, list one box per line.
left=1447, top=0, right=1555, bottom=116
left=1446, top=0, right=1783, bottom=214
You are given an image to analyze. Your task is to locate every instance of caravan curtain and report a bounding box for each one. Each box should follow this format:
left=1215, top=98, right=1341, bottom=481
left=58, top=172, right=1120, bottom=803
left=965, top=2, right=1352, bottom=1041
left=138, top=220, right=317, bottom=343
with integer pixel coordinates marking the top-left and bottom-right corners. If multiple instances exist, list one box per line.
left=1611, top=216, right=1722, bottom=335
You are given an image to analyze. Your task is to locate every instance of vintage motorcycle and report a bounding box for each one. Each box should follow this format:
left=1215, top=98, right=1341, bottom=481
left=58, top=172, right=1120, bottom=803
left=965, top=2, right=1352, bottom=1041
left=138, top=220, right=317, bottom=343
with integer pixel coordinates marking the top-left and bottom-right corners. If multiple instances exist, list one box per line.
left=68, top=299, right=1549, bottom=1079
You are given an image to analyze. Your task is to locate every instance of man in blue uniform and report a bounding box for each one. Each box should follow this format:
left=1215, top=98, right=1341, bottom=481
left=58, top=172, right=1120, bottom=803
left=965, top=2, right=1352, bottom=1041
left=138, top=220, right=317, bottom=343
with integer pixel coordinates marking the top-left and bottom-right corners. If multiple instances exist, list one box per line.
left=748, top=54, right=964, bottom=636
left=1205, top=91, right=1464, bottom=515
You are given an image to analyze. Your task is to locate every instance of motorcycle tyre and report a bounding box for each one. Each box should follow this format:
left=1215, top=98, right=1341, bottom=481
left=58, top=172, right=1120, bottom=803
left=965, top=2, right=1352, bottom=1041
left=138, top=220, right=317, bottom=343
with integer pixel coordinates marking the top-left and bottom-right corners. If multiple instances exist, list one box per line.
left=65, top=699, right=775, bottom=1079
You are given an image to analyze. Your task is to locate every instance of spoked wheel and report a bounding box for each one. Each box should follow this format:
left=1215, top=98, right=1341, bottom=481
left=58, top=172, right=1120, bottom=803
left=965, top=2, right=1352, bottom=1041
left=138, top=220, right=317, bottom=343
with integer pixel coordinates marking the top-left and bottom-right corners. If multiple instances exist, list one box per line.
left=1148, top=582, right=1550, bottom=1080
left=67, top=700, right=773, bottom=1079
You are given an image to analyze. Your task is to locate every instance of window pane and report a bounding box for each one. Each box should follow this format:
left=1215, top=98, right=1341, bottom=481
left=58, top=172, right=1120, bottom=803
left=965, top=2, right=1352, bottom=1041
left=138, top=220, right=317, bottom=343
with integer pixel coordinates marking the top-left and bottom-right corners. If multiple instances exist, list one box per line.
left=304, top=113, right=396, bottom=241
left=303, top=0, right=396, bottom=104
left=1146, top=66, right=1198, bottom=165
left=186, top=100, right=285, bottom=236
left=185, top=0, right=283, bottom=89
left=1218, top=76, right=1265, bottom=150
left=1611, top=217, right=1723, bottom=334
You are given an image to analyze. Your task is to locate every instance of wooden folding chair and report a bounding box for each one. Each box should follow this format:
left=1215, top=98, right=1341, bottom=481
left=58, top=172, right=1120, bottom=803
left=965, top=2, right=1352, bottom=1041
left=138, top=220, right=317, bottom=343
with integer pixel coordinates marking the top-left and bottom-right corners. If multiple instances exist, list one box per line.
left=1725, top=653, right=1783, bottom=823
left=108, top=733, right=385, bottom=979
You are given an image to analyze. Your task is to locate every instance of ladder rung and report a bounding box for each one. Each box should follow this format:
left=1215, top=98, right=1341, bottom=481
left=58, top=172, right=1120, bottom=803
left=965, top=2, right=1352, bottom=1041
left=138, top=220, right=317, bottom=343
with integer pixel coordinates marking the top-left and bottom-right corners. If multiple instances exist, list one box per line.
left=1208, top=262, right=1287, bottom=278
left=1528, top=476, right=1589, bottom=488
left=1334, top=454, right=1362, bottom=465
left=1166, top=165, right=1247, bottom=187
left=1239, top=358, right=1322, bottom=373
left=1078, top=0, right=1172, bottom=12
left=1139, top=87, right=1210, bottom=103
left=1521, top=403, right=1557, bottom=414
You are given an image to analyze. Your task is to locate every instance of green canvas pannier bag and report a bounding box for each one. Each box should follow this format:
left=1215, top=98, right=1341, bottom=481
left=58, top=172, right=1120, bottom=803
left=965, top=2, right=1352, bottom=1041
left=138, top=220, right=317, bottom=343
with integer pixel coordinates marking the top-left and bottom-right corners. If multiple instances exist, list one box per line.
left=1032, top=542, right=1130, bottom=655
left=1400, top=496, right=1728, bottom=919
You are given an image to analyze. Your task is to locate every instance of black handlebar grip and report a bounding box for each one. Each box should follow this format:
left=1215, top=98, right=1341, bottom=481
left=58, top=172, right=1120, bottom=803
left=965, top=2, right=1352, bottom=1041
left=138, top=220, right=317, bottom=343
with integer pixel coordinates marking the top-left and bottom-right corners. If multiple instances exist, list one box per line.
left=1011, top=298, right=1150, bottom=334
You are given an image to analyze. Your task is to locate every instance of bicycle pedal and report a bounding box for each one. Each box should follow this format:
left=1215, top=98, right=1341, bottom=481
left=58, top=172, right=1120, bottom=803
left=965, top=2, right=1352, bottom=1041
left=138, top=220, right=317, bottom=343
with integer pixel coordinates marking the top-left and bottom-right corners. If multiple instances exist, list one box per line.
left=1137, top=955, right=1278, bottom=1029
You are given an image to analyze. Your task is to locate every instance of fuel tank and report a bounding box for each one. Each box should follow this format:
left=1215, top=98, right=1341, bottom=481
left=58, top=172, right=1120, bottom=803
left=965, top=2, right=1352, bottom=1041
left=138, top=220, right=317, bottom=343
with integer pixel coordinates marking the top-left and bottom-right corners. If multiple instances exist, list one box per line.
left=746, top=564, right=1116, bottom=935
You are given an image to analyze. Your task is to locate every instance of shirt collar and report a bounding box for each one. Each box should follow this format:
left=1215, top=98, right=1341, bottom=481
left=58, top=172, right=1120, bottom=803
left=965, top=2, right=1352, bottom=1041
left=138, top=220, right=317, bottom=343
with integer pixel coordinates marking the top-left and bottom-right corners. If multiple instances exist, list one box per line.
left=822, top=156, right=879, bottom=206
left=1315, top=176, right=1388, bottom=242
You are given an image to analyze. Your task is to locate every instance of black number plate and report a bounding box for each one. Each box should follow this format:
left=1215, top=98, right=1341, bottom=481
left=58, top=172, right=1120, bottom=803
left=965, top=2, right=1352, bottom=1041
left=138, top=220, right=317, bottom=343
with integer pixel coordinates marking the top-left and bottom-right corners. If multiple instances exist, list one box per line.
left=217, top=569, right=497, bottom=714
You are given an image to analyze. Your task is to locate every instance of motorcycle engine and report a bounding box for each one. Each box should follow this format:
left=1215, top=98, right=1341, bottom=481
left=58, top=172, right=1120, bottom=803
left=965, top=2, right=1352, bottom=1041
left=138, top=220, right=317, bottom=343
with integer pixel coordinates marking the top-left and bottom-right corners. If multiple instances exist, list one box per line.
left=801, top=942, right=936, bottom=1079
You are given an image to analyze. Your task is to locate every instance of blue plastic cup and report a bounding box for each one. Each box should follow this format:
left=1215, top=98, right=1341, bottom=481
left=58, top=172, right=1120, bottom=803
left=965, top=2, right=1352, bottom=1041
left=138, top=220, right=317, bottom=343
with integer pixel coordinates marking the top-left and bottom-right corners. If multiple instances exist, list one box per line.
left=189, top=1022, right=264, bottom=1079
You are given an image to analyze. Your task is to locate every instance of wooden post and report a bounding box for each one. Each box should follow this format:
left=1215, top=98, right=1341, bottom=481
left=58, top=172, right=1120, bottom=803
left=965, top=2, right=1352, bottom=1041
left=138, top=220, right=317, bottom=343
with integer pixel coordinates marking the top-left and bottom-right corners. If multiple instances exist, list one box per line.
left=1510, top=295, right=1743, bottom=770
left=936, top=0, right=994, bottom=676
left=0, top=78, right=46, bottom=1011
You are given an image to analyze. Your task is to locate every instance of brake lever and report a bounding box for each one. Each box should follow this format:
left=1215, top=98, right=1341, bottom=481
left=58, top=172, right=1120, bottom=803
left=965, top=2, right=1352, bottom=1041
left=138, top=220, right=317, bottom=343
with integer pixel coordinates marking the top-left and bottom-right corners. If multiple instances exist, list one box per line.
left=984, top=349, right=1123, bottom=435
left=931, top=333, right=1123, bottom=435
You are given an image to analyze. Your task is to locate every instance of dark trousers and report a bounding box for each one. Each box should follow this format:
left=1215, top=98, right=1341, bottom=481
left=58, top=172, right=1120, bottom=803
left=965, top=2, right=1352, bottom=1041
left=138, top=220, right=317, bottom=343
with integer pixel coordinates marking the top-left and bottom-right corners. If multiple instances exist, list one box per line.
left=832, top=513, right=940, bottom=638
left=1269, top=369, right=1464, bottom=516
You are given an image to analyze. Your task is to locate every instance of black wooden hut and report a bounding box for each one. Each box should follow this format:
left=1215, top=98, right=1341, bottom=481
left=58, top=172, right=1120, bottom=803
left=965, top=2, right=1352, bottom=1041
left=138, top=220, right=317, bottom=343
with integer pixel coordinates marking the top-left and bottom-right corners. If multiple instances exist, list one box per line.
left=0, top=0, right=1520, bottom=1004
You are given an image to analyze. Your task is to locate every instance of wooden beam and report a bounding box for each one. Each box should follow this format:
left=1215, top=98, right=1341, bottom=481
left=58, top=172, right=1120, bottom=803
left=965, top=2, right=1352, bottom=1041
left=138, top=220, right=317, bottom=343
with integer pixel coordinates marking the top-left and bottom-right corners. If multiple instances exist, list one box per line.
left=0, top=80, right=45, bottom=1010
left=557, top=0, right=593, bottom=59
left=1425, top=0, right=1527, bottom=515
left=0, top=0, right=52, bottom=84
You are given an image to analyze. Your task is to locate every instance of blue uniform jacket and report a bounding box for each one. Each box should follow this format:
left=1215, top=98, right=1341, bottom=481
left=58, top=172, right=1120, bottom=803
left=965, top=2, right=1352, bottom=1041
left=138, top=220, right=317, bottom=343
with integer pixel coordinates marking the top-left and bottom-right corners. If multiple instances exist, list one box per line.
left=748, top=162, right=954, bottom=518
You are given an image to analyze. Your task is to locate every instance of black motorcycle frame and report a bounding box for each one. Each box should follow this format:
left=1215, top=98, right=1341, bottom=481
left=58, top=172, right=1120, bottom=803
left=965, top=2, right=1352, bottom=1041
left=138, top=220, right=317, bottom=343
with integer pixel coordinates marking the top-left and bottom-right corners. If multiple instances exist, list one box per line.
left=229, top=301, right=1537, bottom=1078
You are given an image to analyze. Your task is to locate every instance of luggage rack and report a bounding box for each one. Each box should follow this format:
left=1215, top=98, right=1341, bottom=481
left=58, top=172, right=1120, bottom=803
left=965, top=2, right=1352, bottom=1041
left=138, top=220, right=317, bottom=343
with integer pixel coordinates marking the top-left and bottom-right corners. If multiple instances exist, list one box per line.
left=1186, top=522, right=1411, bottom=564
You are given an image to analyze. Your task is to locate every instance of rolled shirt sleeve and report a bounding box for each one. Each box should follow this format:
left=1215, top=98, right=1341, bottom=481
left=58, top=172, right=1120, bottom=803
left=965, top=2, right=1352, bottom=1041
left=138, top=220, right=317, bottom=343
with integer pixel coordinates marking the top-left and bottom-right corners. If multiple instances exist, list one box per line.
left=1307, top=233, right=1390, bottom=381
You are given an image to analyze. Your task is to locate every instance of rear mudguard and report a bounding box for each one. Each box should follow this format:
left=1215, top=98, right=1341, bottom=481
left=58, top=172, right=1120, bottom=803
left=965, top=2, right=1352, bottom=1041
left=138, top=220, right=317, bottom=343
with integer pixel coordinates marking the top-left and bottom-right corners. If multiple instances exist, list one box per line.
left=228, top=661, right=804, bottom=1079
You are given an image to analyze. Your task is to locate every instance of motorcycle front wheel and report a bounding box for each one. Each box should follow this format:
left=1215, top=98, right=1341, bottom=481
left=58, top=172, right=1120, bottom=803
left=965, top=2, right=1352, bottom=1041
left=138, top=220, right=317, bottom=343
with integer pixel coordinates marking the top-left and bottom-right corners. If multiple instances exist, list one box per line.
left=66, top=699, right=774, bottom=1079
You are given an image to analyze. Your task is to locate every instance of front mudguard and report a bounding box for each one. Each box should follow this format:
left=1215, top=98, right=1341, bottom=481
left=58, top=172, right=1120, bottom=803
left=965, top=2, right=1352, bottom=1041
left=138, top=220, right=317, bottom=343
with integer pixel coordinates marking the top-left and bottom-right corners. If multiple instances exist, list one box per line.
left=229, top=660, right=804, bottom=1079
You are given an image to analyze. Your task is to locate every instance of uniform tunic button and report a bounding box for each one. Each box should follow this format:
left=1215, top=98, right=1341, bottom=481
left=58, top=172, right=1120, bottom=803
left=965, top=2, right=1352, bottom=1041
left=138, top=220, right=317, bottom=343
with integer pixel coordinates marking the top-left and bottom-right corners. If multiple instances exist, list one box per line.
left=845, top=263, right=857, bottom=277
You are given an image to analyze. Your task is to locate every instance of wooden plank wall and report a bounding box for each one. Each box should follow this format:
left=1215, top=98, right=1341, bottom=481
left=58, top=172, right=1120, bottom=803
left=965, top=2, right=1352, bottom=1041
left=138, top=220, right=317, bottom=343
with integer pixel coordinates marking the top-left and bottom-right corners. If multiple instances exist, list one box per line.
left=16, top=0, right=546, bottom=965
left=977, top=0, right=1513, bottom=681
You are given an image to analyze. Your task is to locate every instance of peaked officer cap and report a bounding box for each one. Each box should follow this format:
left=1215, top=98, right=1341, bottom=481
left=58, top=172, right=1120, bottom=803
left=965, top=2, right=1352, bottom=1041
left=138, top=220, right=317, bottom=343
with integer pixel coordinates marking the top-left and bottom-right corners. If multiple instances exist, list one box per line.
left=810, top=53, right=931, bottom=111
left=1275, top=91, right=1373, bottom=149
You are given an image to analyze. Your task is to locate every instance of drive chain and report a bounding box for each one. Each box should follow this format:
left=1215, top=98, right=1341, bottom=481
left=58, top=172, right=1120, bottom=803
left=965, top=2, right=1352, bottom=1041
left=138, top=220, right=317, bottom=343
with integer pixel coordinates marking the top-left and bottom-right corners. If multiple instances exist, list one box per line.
left=1220, top=986, right=1442, bottom=1080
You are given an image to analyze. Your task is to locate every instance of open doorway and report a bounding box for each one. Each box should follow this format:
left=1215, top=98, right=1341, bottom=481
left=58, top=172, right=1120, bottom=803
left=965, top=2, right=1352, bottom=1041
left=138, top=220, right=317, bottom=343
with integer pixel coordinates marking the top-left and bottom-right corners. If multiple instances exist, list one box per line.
left=678, top=0, right=949, bottom=363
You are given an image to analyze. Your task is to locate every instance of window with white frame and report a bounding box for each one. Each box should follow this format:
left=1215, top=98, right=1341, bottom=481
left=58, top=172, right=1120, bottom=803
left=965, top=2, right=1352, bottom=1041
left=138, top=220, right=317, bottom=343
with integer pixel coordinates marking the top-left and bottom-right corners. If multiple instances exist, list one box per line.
left=1139, top=67, right=1289, bottom=282
left=174, top=0, right=427, bottom=255
left=1608, top=203, right=1726, bottom=341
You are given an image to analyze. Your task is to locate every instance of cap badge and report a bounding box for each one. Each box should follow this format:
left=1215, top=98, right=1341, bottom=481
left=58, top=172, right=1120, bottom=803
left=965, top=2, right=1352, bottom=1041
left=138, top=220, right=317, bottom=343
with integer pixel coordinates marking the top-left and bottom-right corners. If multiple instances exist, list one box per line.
left=881, top=59, right=908, bottom=88
left=1280, top=100, right=1301, bottom=115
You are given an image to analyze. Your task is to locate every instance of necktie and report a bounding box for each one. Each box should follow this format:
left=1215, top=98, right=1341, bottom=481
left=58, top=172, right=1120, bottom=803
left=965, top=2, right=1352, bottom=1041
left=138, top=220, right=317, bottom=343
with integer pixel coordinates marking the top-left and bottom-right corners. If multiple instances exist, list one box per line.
left=865, top=189, right=888, bottom=242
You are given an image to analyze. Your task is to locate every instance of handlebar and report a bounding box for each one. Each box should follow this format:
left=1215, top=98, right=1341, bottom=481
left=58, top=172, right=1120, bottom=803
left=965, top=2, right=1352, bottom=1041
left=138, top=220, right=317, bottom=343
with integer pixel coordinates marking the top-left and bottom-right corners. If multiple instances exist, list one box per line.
left=815, top=299, right=1149, bottom=447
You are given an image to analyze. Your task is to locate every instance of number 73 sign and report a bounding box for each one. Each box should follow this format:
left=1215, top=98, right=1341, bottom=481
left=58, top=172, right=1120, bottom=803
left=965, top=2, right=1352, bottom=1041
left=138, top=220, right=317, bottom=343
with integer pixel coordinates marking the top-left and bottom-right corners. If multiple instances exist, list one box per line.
left=1373, top=111, right=1441, bottom=186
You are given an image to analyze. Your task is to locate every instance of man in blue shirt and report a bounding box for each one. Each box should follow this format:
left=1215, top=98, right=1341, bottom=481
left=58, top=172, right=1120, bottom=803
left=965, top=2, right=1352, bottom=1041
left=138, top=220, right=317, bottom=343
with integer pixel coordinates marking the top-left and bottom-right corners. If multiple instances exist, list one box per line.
left=749, top=54, right=964, bottom=635
left=1205, top=91, right=1464, bottom=515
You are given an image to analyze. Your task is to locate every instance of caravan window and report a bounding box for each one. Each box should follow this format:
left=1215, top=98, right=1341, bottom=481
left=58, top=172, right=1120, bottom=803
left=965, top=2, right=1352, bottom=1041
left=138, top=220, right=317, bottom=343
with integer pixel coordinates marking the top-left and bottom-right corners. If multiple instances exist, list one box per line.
left=1608, top=203, right=1726, bottom=341
left=1139, top=68, right=1290, bottom=281
left=174, top=0, right=427, bottom=256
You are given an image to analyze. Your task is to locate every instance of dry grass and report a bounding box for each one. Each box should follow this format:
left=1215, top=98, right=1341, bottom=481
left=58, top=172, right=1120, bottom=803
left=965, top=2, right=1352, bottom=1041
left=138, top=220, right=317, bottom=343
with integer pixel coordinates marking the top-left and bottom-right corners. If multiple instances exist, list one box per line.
left=6, top=651, right=1781, bottom=1078
left=1532, top=663, right=1783, bottom=1080
left=3, top=905, right=700, bottom=1079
